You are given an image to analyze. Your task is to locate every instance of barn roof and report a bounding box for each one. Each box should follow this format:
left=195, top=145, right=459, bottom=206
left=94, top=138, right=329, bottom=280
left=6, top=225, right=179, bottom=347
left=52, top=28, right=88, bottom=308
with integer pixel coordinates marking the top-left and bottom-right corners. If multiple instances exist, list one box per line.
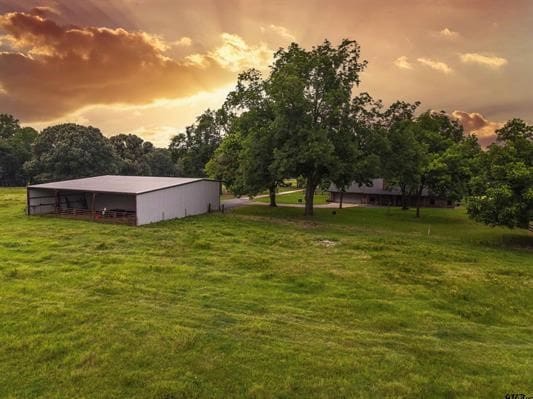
left=28, top=175, right=214, bottom=195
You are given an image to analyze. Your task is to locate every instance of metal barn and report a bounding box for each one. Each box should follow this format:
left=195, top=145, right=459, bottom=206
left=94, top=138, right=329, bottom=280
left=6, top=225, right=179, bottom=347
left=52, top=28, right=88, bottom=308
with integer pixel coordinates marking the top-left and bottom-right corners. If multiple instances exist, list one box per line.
left=27, top=175, right=221, bottom=226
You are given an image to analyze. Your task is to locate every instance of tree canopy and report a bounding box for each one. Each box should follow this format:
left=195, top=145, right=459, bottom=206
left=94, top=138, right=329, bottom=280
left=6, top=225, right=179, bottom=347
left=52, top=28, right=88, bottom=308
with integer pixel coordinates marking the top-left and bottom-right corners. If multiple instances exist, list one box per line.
left=0, top=114, right=38, bottom=185
left=169, top=109, right=224, bottom=177
left=467, top=119, right=532, bottom=228
left=24, top=124, right=120, bottom=183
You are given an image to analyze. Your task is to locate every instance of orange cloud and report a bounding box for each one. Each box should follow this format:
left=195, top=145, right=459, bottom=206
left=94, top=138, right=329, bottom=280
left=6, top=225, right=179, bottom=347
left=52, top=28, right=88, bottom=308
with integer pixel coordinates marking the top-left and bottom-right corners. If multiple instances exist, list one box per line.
left=452, top=110, right=503, bottom=147
left=437, top=28, right=459, bottom=39
left=187, top=33, right=273, bottom=73
left=417, top=57, right=453, bottom=74
left=393, top=56, right=413, bottom=70
left=0, top=11, right=233, bottom=121
left=460, top=53, right=508, bottom=69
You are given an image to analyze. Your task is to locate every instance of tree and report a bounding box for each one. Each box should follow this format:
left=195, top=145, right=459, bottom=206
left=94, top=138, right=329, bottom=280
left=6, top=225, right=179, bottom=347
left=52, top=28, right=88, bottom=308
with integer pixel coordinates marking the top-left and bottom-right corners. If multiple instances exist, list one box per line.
left=169, top=109, right=223, bottom=177
left=144, top=148, right=177, bottom=176
left=206, top=132, right=246, bottom=195
left=109, top=134, right=153, bottom=175
left=268, top=39, right=367, bottom=215
left=330, top=94, right=382, bottom=208
left=24, top=124, right=119, bottom=183
left=467, top=119, right=533, bottom=228
left=382, top=119, right=425, bottom=209
left=207, top=69, right=282, bottom=206
left=410, top=110, right=471, bottom=217
left=0, top=114, right=20, bottom=139
left=0, top=118, right=38, bottom=185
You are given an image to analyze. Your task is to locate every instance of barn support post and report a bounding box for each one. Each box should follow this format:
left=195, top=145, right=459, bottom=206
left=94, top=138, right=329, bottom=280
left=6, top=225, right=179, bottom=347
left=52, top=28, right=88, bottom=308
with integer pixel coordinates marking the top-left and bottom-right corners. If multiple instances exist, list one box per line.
left=54, top=190, right=59, bottom=213
left=91, top=192, right=96, bottom=221
left=134, top=194, right=138, bottom=226
left=26, top=187, right=30, bottom=216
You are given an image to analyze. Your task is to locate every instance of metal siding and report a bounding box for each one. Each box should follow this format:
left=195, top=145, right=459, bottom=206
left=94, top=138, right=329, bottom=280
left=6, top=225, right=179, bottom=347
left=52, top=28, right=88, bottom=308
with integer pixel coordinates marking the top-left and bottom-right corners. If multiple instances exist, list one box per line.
left=136, top=180, right=220, bottom=225
left=28, top=188, right=56, bottom=214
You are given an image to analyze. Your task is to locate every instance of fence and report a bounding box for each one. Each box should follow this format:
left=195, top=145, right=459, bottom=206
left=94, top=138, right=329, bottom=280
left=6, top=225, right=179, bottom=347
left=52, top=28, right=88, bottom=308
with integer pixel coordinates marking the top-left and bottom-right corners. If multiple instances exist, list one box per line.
left=48, top=207, right=137, bottom=225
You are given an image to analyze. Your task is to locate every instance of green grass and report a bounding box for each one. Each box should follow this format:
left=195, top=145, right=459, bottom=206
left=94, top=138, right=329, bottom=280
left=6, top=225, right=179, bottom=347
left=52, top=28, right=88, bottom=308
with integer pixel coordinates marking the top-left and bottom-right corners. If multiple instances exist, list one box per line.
left=254, top=191, right=328, bottom=205
left=0, top=187, right=532, bottom=398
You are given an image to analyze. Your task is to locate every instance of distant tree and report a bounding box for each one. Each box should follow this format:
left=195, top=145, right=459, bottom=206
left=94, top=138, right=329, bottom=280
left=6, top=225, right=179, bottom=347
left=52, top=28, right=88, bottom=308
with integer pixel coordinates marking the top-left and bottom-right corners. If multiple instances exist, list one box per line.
left=144, top=148, right=176, bottom=176
left=467, top=119, right=533, bottom=228
left=0, top=119, right=38, bottom=185
left=169, top=109, right=223, bottom=177
left=382, top=118, right=425, bottom=209
left=109, top=134, right=153, bottom=175
left=24, top=124, right=119, bottom=183
left=330, top=94, right=382, bottom=208
left=206, top=69, right=282, bottom=206
left=268, top=39, right=367, bottom=215
left=410, top=110, right=474, bottom=217
left=0, top=114, right=20, bottom=139
left=205, top=132, right=246, bottom=195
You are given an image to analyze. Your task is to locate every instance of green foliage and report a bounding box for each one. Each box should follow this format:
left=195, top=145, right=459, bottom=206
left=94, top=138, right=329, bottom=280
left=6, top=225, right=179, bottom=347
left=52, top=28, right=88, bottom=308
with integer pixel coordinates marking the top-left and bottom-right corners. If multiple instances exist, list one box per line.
left=110, top=134, right=153, bottom=175
left=24, top=123, right=119, bottom=183
left=0, top=113, right=37, bottom=185
left=0, top=188, right=531, bottom=397
left=207, top=69, right=282, bottom=206
left=467, top=119, right=533, bottom=228
left=268, top=39, right=368, bottom=215
left=0, top=113, right=21, bottom=139
left=144, top=148, right=176, bottom=176
left=169, top=109, right=223, bottom=177
left=109, top=134, right=176, bottom=176
left=206, top=132, right=245, bottom=193
left=382, top=109, right=479, bottom=215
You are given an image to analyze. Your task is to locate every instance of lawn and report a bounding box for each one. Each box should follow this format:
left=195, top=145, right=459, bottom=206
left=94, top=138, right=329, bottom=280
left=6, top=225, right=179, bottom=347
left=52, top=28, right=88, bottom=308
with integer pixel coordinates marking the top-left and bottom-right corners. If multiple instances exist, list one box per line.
left=254, top=191, right=328, bottom=205
left=0, top=187, right=532, bottom=398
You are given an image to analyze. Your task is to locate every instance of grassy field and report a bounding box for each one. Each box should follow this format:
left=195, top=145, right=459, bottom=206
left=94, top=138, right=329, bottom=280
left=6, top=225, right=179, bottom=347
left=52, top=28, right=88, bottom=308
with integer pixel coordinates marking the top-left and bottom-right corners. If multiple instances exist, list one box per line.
left=0, top=187, right=532, bottom=398
left=254, top=191, right=328, bottom=205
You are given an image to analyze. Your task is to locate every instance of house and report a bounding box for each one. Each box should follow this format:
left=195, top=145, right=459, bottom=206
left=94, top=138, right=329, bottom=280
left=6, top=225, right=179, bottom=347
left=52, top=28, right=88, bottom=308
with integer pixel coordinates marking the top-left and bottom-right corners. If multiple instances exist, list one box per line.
left=328, top=178, right=454, bottom=208
left=27, top=175, right=221, bottom=226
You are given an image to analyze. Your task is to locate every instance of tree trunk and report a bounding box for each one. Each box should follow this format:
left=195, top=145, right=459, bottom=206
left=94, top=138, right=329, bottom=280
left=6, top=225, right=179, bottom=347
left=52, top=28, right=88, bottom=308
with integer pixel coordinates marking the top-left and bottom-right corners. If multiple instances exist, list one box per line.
left=400, top=185, right=408, bottom=210
left=415, top=185, right=423, bottom=218
left=304, top=178, right=316, bottom=216
left=269, top=184, right=277, bottom=207
left=339, top=190, right=344, bottom=209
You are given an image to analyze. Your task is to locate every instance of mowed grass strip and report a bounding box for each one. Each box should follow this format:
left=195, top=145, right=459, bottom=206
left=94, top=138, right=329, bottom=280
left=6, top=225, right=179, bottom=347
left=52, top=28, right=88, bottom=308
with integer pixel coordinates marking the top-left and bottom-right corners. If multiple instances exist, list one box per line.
left=0, top=188, right=531, bottom=398
left=254, top=191, right=328, bottom=205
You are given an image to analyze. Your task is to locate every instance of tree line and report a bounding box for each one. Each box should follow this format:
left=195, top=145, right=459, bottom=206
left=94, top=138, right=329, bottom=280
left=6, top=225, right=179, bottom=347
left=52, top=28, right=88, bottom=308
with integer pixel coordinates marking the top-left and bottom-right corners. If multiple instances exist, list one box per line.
left=0, top=39, right=531, bottom=229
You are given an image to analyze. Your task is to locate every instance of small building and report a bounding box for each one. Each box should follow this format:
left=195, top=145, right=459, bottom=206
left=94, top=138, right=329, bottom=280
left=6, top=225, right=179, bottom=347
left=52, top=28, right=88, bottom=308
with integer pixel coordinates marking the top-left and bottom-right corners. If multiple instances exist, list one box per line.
left=27, top=175, right=221, bottom=226
left=328, top=178, right=454, bottom=208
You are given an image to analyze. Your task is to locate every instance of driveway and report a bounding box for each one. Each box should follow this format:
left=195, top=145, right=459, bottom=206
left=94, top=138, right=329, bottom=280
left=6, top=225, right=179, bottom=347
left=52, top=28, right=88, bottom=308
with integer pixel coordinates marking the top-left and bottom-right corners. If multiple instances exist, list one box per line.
left=221, top=190, right=361, bottom=210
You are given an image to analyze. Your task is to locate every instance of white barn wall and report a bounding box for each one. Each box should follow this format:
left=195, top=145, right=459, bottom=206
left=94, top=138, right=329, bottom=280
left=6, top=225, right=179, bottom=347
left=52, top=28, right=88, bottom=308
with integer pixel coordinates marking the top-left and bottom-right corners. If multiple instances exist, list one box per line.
left=28, top=188, right=56, bottom=214
left=136, top=180, right=220, bottom=225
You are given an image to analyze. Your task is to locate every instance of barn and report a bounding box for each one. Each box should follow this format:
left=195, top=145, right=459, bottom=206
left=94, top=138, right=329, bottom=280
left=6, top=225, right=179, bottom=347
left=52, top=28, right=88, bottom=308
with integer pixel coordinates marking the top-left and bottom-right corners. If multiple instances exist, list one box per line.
left=27, top=175, right=221, bottom=226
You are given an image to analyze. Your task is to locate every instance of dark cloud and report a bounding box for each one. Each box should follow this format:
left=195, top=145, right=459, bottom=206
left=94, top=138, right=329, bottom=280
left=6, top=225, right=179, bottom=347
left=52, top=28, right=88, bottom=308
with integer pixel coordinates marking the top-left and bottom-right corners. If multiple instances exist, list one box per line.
left=0, top=11, right=233, bottom=121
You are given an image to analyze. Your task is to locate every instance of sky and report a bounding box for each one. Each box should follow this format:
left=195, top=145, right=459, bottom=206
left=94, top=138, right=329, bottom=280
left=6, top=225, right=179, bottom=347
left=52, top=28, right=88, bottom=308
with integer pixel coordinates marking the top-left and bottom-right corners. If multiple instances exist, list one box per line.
left=0, top=0, right=531, bottom=147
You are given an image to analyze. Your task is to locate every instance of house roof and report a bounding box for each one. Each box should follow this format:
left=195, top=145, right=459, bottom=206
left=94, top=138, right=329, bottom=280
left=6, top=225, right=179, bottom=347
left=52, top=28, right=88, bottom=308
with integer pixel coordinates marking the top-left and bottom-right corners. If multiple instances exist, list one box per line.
left=28, top=175, right=215, bottom=195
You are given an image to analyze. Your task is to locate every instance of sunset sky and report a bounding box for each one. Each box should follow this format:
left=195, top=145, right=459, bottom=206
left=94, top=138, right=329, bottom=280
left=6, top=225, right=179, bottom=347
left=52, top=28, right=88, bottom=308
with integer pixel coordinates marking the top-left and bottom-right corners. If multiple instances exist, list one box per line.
left=0, top=0, right=531, bottom=146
